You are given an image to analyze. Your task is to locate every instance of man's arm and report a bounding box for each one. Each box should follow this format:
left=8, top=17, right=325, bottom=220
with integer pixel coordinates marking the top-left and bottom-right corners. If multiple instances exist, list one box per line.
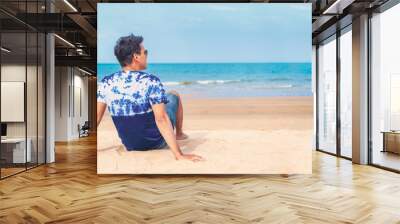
left=151, top=103, right=203, bottom=162
left=97, top=102, right=107, bottom=127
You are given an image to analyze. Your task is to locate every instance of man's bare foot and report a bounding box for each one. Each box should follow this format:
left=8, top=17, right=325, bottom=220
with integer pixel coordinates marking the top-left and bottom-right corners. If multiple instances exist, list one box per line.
left=176, top=132, right=188, bottom=140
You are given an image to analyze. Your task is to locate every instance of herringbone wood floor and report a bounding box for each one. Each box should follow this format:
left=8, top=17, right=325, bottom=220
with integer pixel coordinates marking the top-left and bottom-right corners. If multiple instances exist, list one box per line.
left=1, top=135, right=400, bottom=224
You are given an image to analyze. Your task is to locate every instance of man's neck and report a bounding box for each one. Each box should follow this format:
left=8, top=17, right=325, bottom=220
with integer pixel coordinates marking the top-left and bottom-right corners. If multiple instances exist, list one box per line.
left=123, top=65, right=142, bottom=72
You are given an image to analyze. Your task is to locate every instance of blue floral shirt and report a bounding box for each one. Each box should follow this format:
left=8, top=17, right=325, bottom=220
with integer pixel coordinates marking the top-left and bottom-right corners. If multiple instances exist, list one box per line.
left=97, top=70, right=169, bottom=150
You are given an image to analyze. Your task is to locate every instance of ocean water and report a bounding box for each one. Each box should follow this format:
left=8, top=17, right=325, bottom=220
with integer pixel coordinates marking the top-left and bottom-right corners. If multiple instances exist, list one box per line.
left=97, top=63, right=312, bottom=98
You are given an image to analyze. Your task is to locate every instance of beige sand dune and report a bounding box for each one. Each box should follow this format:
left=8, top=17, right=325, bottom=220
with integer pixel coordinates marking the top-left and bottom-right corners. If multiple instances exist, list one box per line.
left=97, top=96, right=313, bottom=174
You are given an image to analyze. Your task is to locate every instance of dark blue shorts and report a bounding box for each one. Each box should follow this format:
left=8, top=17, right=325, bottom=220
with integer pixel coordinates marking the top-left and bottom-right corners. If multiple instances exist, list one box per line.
left=153, top=92, right=179, bottom=149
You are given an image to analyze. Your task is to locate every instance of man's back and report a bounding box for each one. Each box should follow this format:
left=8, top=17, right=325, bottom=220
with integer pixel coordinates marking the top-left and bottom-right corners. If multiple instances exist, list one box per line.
left=97, top=70, right=169, bottom=150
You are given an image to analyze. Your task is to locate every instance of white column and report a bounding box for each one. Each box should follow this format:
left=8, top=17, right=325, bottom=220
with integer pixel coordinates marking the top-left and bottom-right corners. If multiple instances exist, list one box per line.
left=46, top=33, right=55, bottom=163
left=45, top=0, right=55, bottom=163
left=352, top=14, right=369, bottom=164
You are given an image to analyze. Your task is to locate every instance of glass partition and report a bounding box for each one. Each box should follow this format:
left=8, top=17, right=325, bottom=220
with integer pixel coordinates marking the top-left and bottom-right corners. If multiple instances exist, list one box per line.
left=370, top=3, right=400, bottom=171
left=339, top=27, right=352, bottom=158
left=38, top=32, right=45, bottom=165
left=27, top=30, right=38, bottom=169
left=0, top=1, right=46, bottom=179
left=317, top=35, right=337, bottom=154
left=1, top=30, right=28, bottom=177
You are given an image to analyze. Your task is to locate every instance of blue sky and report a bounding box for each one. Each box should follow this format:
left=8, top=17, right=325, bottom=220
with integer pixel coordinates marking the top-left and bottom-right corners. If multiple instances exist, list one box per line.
left=98, top=3, right=311, bottom=64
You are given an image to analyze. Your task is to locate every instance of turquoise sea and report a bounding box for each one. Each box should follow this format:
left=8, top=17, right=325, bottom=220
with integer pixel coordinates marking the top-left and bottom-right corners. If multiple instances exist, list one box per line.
left=97, top=63, right=312, bottom=98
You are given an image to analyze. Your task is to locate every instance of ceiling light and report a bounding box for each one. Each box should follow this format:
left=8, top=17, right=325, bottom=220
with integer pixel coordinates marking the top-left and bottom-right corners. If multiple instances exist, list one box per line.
left=1, top=47, right=11, bottom=53
left=78, top=67, right=92, bottom=76
left=63, top=0, right=78, bottom=12
left=322, top=0, right=354, bottom=15
left=54, top=34, right=75, bottom=48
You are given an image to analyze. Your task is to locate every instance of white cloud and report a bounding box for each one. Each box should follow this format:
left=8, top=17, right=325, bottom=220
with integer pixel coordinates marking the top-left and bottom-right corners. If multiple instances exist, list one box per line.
left=208, top=5, right=239, bottom=12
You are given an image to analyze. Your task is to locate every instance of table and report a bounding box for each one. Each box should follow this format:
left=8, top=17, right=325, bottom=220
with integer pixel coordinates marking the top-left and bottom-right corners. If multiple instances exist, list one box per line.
left=381, top=131, right=400, bottom=154
left=1, top=138, right=31, bottom=163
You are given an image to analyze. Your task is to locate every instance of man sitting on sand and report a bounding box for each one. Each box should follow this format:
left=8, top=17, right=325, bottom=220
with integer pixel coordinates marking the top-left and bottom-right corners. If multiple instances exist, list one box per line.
left=97, top=34, right=203, bottom=162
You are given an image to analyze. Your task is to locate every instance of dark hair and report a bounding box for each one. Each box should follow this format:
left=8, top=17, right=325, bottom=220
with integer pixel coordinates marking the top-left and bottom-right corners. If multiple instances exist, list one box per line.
left=114, top=34, right=143, bottom=67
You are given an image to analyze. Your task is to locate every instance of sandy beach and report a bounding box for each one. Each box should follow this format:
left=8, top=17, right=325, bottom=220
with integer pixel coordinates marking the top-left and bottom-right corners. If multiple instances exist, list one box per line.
left=97, top=96, right=313, bottom=174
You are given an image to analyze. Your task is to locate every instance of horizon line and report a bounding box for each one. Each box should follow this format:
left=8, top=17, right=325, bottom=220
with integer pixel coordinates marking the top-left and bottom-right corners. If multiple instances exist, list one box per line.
left=98, top=62, right=312, bottom=64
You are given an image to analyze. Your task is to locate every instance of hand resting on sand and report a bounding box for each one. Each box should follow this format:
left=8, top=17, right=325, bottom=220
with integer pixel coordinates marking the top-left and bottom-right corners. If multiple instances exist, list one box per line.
left=151, top=102, right=203, bottom=162
left=175, top=153, right=204, bottom=162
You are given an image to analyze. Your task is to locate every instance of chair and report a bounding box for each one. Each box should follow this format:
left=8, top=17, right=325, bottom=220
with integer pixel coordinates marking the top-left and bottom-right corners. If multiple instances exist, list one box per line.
left=78, top=121, right=90, bottom=138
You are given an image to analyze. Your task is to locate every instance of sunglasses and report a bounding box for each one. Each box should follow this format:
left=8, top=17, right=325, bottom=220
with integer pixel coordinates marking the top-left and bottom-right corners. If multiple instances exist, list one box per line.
left=134, top=49, right=148, bottom=58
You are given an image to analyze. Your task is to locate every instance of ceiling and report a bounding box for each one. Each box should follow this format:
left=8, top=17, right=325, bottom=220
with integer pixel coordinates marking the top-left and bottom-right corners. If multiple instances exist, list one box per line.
left=0, top=0, right=394, bottom=74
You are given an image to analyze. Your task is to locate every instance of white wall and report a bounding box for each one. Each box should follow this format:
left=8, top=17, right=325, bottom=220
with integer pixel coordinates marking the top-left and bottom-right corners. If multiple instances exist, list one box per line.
left=54, top=66, right=69, bottom=141
left=1, top=65, right=26, bottom=139
left=71, top=72, right=89, bottom=139
left=1, top=63, right=46, bottom=164
left=1, top=65, right=41, bottom=137
left=54, top=67, right=89, bottom=141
